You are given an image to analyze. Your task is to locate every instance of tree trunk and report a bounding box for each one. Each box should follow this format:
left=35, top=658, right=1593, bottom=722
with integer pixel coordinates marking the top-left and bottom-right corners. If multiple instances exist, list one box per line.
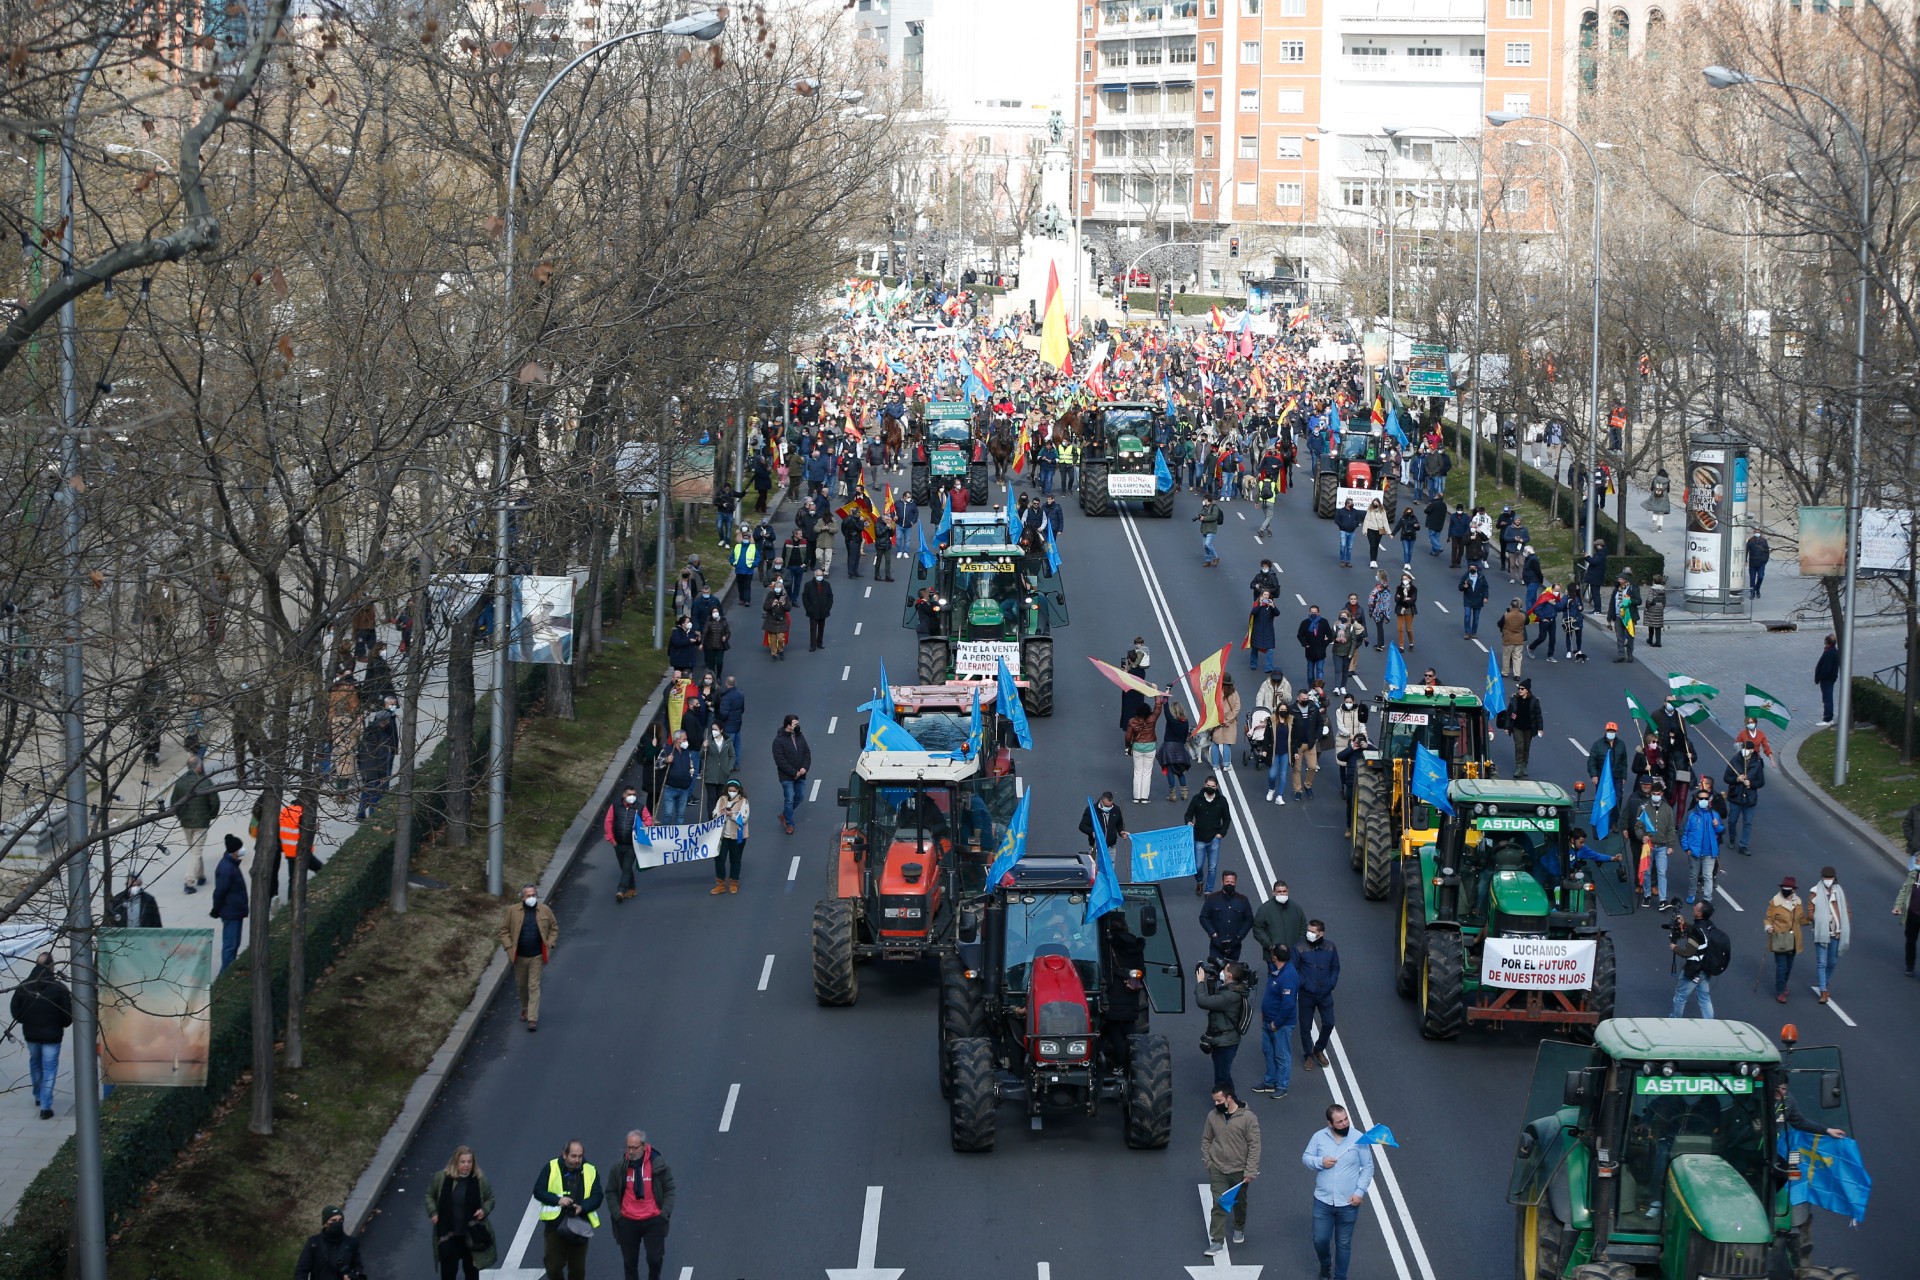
left=445, top=604, right=477, bottom=847
left=247, top=774, right=281, bottom=1136
left=284, top=783, right=318, bottom=1070
left=546, top=656, right=575, bottom=720
left=389, top=579, right=430, bottom=912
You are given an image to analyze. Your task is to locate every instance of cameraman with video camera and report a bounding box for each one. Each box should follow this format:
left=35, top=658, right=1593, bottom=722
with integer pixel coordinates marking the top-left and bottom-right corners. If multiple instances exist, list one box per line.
left=1669, top=900, right=1730, bottom=1018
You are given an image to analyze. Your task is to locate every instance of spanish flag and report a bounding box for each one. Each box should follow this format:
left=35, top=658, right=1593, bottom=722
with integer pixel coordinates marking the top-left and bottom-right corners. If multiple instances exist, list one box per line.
left=1040, top=262, right=1072, bottom=372
left=1011, top=426, right=1030, bottom=475
left=1370, top=395, right=1386, bottom=427
left=1209, top=305, right=1225, bottom=332
left=835, top=494, right=879, bottom=544
left=1183, top=644, right=1234, bottom=733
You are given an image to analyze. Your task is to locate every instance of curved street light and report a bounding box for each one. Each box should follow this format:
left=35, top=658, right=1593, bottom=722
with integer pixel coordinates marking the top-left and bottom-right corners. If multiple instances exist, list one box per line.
left=1705, top=64, right=1872, bottom=786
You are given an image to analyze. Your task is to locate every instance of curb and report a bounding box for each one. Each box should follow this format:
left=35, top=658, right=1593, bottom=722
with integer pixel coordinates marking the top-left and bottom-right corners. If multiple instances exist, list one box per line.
left=1769, top=726, right=1907, bottom=873
left=342, top=667, right=672, bottom=1234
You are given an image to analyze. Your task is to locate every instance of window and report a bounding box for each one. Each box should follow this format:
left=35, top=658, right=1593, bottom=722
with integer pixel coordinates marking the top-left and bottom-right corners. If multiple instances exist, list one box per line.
left=1208, top=268, right=1222, bottom=288
left=1503, top=92, right=1530, bottom=114
left=1239, top=87, right=1258, bottom=111
left=1165, top=85, right=1195, bottom=112
left=1241, top=41, right=1261, bottom=63
left=1506, top=0, right=1532, bottom=14
left=1083, top=4, right=1093, bottom=28
left=1503, top=188, right=1530, bottom=212
left=1083, top=178, right=1094, bottom=202
left=1096, top=175, right=1121, bottom=203
left=1102, top=87, right=1128, bottom=113
left=1202, top=88, right=1216, bottom=111
left=1082, top=93, right=1091, bottom=117
left=1137, top=41, right=1163, bottom=66
left=1238, top=134, right=1258, bottom=158
left=1168, top=37, right=1196, bottom=64
left=1201, top=133, right=1216, bottom=157
left=1241, top=0, right=1260, bottom=13
left=1275, top=88, right=1304, bottom=112
left=1339, top=179, right=1370, bottom=207
left=1276, top=135, right=1303, bottom=158
left=1281, top=0, right=1305, bottom=13
left=1203, top=40, right=1216, bottom=64
left=1406, top=46, right=1441, bottom=59
left=1081, top=136, right=1091, bottom=158
left=1275, top=180, right=1303, bottom=205
left=1200, top=178, right=1213, bottom=204
left=1504, top=41, right=1532, bottom=66
left=1204, top=0, right=1217, bottom=13
left=1279, top=40, right=1305, bottom=62
left=1083, top=50, right=1093, bottom=72
left=1236, top=180, right=1256, bottom=205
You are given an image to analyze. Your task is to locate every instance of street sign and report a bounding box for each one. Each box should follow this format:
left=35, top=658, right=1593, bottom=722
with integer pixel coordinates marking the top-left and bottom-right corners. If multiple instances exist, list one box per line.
left=1406, top=371, right=1454, bottom=399
left=927, top=401, right=971, bottom=420
left=1410, top=343, right=1447, bottom=359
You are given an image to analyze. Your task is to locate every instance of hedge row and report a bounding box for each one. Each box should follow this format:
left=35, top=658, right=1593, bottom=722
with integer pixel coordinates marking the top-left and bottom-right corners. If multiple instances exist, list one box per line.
left=1435, top=418, right=1667, bottom=583
left=0, top=660, right=549, bottom=1280
left=1851, top=674, right=1918, bottom=744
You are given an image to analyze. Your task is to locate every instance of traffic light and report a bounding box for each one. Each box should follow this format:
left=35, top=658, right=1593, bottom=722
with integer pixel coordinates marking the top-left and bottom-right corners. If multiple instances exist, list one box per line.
left=1229, top=236, right=1240, bottom=258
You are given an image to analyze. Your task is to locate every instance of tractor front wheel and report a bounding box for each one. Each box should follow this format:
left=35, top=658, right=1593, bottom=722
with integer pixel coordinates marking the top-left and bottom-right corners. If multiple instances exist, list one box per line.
left=1123, top=1034, right=1173, bottom=1149
left=910, top=464, right=931, bottom=506
left=810, top=898, right=859, bottom=1006
left=1021, top=637, right=1055, bottom=717
left=1586, top=935, right=1617, bottom=1028
left=1513, top=1201, right=1571, bottom=1280
left=1349, top=766, right=1382, bottom=873
left=939, top=955, right=986, bottom=1099
left=1395, top=879, right=1426, bottom=998
left=948, top=1037, right=998, bottom=1152
left=1420, top=929, right=1466, bottom=1040
left=1314, top=471, right=1337, bottom=518
left=1146, top=485, right=1175, bottom=518
left=967, top=462, right=990, bottom=507
left=918, top=637, right=952, bottom=685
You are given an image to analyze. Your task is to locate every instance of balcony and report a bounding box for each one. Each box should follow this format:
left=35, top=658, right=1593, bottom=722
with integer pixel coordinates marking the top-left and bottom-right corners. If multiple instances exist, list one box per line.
left=1340, top=53, right=1485, bottom=79
left=1095, top=2, right=1200, bottom=35
left=1338, top=0, right=1486, bottom=24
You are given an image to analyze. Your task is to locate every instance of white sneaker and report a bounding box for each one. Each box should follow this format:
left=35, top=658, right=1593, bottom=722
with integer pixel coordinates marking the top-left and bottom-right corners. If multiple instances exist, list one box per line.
left=1276, top=795, right=1287, bottom=806
left=1369, top=560, right=1378, bottom=568
left=1265, top=789, right=1276, bottom=802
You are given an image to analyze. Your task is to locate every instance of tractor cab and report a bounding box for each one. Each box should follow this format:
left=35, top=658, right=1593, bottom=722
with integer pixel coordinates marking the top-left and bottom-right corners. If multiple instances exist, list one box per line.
left=1424, top=781, right=1585, bottom=932
left=1079, top=403, right=1174, bottom=519
left=1510, top=1019, right=1853, bottom=1280
left=1350, top=684, right=1490, bottom=901
left=908, top=546, right=1067, bottom=715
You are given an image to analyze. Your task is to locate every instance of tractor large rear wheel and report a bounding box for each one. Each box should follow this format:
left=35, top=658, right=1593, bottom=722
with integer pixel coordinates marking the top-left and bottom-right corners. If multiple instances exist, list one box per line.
left=910, top=464, right=931, bottom=506
left=1420, top=929, right=1466, bottom=1040
left=1349, top=766, right=1382, bottom=872
left=948, top=1037, right=997, bottom=1152
left=1361, top=799, right=1396, bottom=902
left=1123, top=1034, right=1173, bottom=1149
left=1395, top=879, right=1426, bottom=998
left=1567, top=1263, right=1634, bottom=1280
left=918, top=637, right=952, bottom=685
left=1384, top=479, right=1404, bottom=517
left=1021, top=637, right=1055, bottom=717
left=939, top=955, right=986, bottom=1099
left=1514, top=1202, right=1571, bottom=1280
left=1081, top=461, right=1112, bottom=516
left=1314, top=471, right=1337, bottom=518
left=811, top=898, right=859, bottom=1006
left=1146, top=485, right=1175, bottom=518
left=967, top=462, right=990, bottom=507
left=1586, top=935, right=1617, bottom=1026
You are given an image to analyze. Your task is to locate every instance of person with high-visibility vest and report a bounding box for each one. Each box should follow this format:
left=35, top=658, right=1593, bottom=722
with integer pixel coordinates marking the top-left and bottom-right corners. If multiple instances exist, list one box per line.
left=278, top=802, right=304, bottom=862
left=531, top=1140, right=601, bottom=1278
left=729, top=532, right=758, bottom=606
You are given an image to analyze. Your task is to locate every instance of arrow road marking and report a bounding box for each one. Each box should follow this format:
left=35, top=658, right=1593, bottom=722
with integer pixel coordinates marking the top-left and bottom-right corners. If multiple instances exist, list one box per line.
left=1185, top=1183, right=1263, bottom=1279
left=758, top=954, right=775, bottom=991
left=481, top=1197, right=544, bottom=1277
left=825, top=1185, right=904, bottom=1280
left=719, top=1082, right=741, bottom=1132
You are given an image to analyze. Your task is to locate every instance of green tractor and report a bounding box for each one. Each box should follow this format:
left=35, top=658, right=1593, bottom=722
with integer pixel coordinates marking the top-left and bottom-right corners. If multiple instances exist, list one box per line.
left=1399, top=779, right=1618, bottom=1041
left=1349, top=683, right=1493, bottom=900
left=1511, top=1019, right=1858, bottom=1280
left=1078, top=402, right=1175, bottom=519
left=906, top=542, right=1065, bottom=715
left=910, top=403, right=990, bottom=507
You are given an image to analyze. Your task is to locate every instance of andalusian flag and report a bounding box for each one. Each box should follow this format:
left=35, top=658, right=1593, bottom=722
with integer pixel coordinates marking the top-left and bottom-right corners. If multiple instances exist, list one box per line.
left=1625, top=689, right=1656, bottom=731
left=1667, top=672, right=1720, bottom=702
left=1039, top=262, right=1072, bottom=372
left=1744, top=684, right=1791, bottom=729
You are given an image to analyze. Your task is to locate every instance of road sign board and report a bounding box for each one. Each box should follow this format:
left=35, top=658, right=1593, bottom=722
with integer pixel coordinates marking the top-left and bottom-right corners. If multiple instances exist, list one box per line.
left=927, top=401, right=971, bottom=420
left=1406, top=372, right=1454, bottom=398
left=1410, top=343, right=1448, bottom=359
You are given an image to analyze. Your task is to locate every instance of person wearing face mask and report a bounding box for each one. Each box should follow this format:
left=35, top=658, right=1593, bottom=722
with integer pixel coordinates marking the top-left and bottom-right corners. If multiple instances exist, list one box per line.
left=293, top=1205, right=366, bottom=1280
left=1331, top=692, right=1366, bottom=756
left=1300, top=1104, right=1374, bottom=1280
left=1679, top=787, right=1726, bottom=905
left=1893, top=813, right=1920, bottom=976
left=1294, top=920, right=1340, bottom=1071
left=1334, top=729, right=1371, bottom=810
left=1501, top=678, right=1543, bottom=780
left=1194, top=960, right=1253, bottom=1093
left=1733, top=716, right=1774, bottom=761
left=1289, top=694, right=1326, bottom=801
left=1763, top=877, right=1810, bottom=1003
left=655, top=731, right=697, bottom=825
left=108, top=874, right=163, bottom=928
left=799, top=569, right=834, bottom=651
left=604, top=784, right=650, bottom=903
left=1246, top=593, right=1280, bottom=673
left=700, top=722, right=737, bottom=820
left=1807, top=866, right=1851, bottom=1004
left=1200, top=871, right=1254, bottom=963
left=1080, top=791, right=1127, bottom=858
left=1586, top=722, right=1628, bottom=833
left=1722, top=742, right=1766, bottom=857
left=1630, top=778, right=1678, bottom=911
left=498, top=883, right=558, bottom=1032
left=1252, top=880, right=1308, bottom=958
left=1185, top=778, right=1232, bottom=893
left=1200, top=1084, right=1262, bottom=1256
left=1254, top=945, right=1298, bottom=1099
left=666, top=615, right=701, bottom=676
left=710, top=781, right=750, bottom=895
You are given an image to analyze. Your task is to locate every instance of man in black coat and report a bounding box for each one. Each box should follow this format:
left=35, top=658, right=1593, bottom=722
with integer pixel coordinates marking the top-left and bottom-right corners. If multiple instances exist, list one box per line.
left=772, top=715, right=812, bottom=834
left=9, top=953, right=71, bottom=1119
left=1503, top=678, right=1545, bottom=779
left=1079, top=791, right=1126, bottom=854
left=210, top=834, right=250, bottom=973
left=293, top=1205, right=366, bottom=1280
left=799, top=570, right=834, bottom=651
left=1199, top=871, right=1254, bottom=964
left=1100, top=914, right=1149, bottom=1067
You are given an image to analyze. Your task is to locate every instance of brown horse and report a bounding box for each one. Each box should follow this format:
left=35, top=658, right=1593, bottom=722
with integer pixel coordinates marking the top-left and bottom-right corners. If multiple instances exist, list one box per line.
left=881, top=418, right=904, bottom=467
left=986, top=429, right=1014, bottom=480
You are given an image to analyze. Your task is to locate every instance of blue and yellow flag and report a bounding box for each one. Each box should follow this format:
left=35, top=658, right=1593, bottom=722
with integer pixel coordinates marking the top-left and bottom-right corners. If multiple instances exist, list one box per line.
left=1129, top=824, right=1196, bottom=882
left=1007, top=503, right=1023, bottom=545
left=1412, top=742, right=1454, bottom=816
left=1785, top=1133, right=1871, bottom=1222
left=1385, top=642, right=1408, bottom=697
left=916, top=523, right=937, bottom=570
left=1592, top=752, right=1617, bottom=841
left=1154, top=448, right=1174, bottom=493
left=1084, top=797, right=1123, bottom=923
left=1358, top=1124, right=1400, bottom=1148
left=864, top=710, right=926, bottom=754
left=1483, top=646, right=1508, bottom=717
left=996, top=657, right=1032, bottom=750
left=982, top=791, right=1031, bottom=889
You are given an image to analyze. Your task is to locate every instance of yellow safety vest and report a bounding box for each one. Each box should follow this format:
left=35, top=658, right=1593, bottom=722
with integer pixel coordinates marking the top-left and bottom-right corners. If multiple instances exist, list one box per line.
left=1059, top=443, right=1079, bottom=465
left=539, top=1158, right=600, bottom=1227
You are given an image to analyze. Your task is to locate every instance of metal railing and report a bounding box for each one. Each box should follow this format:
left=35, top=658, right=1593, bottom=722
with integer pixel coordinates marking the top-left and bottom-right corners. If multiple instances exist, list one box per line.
left=1871, top=661, right=1907, bottom=693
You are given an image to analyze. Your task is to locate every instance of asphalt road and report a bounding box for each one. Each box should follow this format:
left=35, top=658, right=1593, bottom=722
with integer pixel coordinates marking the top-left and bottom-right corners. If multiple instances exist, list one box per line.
left=358, top=468, right=1907, bottom=1280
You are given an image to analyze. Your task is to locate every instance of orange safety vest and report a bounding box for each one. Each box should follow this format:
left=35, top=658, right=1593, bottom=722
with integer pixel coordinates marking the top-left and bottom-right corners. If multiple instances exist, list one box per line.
left=279, top=803, right=303, bottom=860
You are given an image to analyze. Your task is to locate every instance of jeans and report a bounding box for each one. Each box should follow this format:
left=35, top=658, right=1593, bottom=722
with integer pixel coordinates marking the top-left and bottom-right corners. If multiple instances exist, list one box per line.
left=657, top=785, right=690, bottom=825
left=1304, top=657, right=1325, bottom=684
left=1299, top=992, right=1334, bottom=1060
left=1524, top=582, right=1540, bottom=612
left=1312, top=1200, right=1361, bottom=1280
left=1267, top=752, right=1291, bottom=798
left=1338, top=530, right=1355, bottom=562
left=1814, top=938, right=1841, bottom=992
left=1529, top=623, right=1557, bottom=658
left=781, top=778, right=804, bottom=825
left=734, top=572, right=753, bottom=605
left=1773, top=949, right=1797, bottom=996
left=1462, top=604, right=1481, bottom=634
left=1260, top=1023, right=1293, bottom=1092
left=1427, top=529, right=1442, bottom=554
left=1727, top=802, right=1756, bottom=852
left=1818, top=681, right=1835, bottom=722
left=28, top=1040, right=60, bottom=1112
left=1616, top=626, right=1635, bottom=660
left=1400, top=538, right=1414, bottom=564
left=1203, top=531, right=1217, bottom=563
left=220, top=917, right=244, bottom=972
left=1210, top=739, right=1230, bottom=768
left=1644, top=846, right=1670, bottom=903
left=1194, top=836, right=1224, bottom=892
left=716, top=511, right=734, bottom=544
left=1690, top=854, right=1717, bottom=903
left=1671, top=972, right=1714, bottom=1017
left=1209, top=1041, right=1239, bottom=1090
left=1750, top=562, right=1766, bottom=596
left=1249, top=647, right=1273, bottom=672
left=615, top=842, right=638, bottom=895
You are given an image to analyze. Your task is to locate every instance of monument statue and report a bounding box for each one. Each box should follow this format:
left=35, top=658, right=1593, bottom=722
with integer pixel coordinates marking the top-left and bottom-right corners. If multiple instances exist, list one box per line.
left=1036, top=202, right=1067, bottom=240
left=1048, top=108, right=1064, bottom=148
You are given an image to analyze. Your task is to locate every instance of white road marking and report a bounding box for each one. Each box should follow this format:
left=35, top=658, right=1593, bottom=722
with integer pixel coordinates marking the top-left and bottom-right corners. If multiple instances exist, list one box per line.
left=1326, top=1034, right=1440, bottom=1280
left=1236, top=510, right=1246, bottom=520
left=1038, top=1265, right=1051, bottom=1280
left=1471, top=638, right=1488, bottom=653
left=1434, top=601, right=1449, bottom=613
left=501, top=1198, right=542, bottom=1272
left=1295, top=593, right=1308, bottom=607
left=809, top=778, right=822, bottom=802
left=826, top=1185, right=901, bottom=1280
left=855, top=622, right=863, bottom=635
left=1569, top=737, right=1587, bottom=753
left=864, top=586, right=872, bottom=598
left=719, top=1082, right=741, bottom=1132
left=679, top=1270, right=693, bottom=1280
left=1186, top=1183, right=1263, bottom=1277
left=1715, top=885, right=1744, bottom=913
left=1015, top=776, right=1025, bottom=797
left=1351, top=675, right=1366, bottom=691
left=842, top=665, right=851, bottom=680
left=758, top=955, right=775, bottom=991
left=828, top=716, right=839, bottom=735
left=1819, top=994, right=1858, bottom=1027
left=1030, top=1116, right=1043, bottom=1130
left=787, top=855, right=801, bottom=881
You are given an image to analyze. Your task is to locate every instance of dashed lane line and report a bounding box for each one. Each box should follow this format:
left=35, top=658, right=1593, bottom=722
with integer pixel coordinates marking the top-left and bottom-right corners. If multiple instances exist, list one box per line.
left=758, top=955, right=774, bottom=991
left=719, top=1083, right=741, bottom=1132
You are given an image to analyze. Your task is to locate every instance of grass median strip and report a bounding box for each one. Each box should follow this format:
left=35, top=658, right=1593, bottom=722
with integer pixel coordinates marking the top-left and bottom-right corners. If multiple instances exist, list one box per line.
left=104, top=627, right=666, bottom=1280
left=1797, top=727, right=1915, bottom=850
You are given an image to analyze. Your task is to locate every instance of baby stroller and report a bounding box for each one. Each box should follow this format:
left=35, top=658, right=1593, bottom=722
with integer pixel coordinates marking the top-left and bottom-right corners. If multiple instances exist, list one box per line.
left=1243, top=707, right=1275, bottom=769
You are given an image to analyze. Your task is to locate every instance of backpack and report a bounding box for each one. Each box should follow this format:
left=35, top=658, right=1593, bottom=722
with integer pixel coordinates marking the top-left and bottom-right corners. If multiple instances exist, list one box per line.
left=1702, top=925, right=1732, bottom=977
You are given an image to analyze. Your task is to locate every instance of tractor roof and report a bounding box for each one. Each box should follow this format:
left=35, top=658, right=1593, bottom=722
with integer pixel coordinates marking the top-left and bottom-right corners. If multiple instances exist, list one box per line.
left=1449, top=778, right=1573, bottom=807
left=940, top=545, right=1023, bottom=559
left=889, top=682, right=1002, bottom=712
left=997, top=852, right=1096, bottom=892
left=853, top=749, right=983, bottom=784
left=1389, top=684, right=1481, bottom=708
left=1593, top=1018, right=1781, bottom=1065
left=1104, top=402, right=1159, bottom=413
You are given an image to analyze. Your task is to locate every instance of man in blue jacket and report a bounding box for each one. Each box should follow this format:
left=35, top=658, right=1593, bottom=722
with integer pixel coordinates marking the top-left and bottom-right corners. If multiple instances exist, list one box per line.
left=1457, top=565, right=1490, bottom=637
left=1294, top=920, right=1340, bottom=1070
left=1200, top=872, right=1255, bottom=964
left=1255, top=945, right=1298, bottom=1099
left=210, top=834, right=249, bottom=972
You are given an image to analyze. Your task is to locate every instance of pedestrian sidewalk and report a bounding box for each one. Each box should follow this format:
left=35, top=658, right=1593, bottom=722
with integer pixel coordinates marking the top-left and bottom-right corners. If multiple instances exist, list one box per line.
left=0, top=619, right=474, bottom=1228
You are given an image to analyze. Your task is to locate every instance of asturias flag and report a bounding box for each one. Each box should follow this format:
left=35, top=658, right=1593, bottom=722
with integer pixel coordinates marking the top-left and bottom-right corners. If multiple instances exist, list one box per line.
left=1483, top=645, right=1508, bottom=717
left=1154, top=447, right=1174, bottom=493
left=1412, top=742, right=1455, bottom=816
left=982, top=790, right=1031, bottom=889
left=1084, top=797, right=1123, bottom=923
left=997, top=656, right=1033, bottom=750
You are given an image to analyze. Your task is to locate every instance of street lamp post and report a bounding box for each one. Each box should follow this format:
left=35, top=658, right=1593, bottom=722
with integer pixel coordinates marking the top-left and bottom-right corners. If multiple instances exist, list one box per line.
left=490, top=10, right=726, bottom=896
left=1386, top=124, right=1483, bottom=507
left=1705, top=65, right=1872, bottom=785
left=1487, top=111, right=1605, bottom=557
